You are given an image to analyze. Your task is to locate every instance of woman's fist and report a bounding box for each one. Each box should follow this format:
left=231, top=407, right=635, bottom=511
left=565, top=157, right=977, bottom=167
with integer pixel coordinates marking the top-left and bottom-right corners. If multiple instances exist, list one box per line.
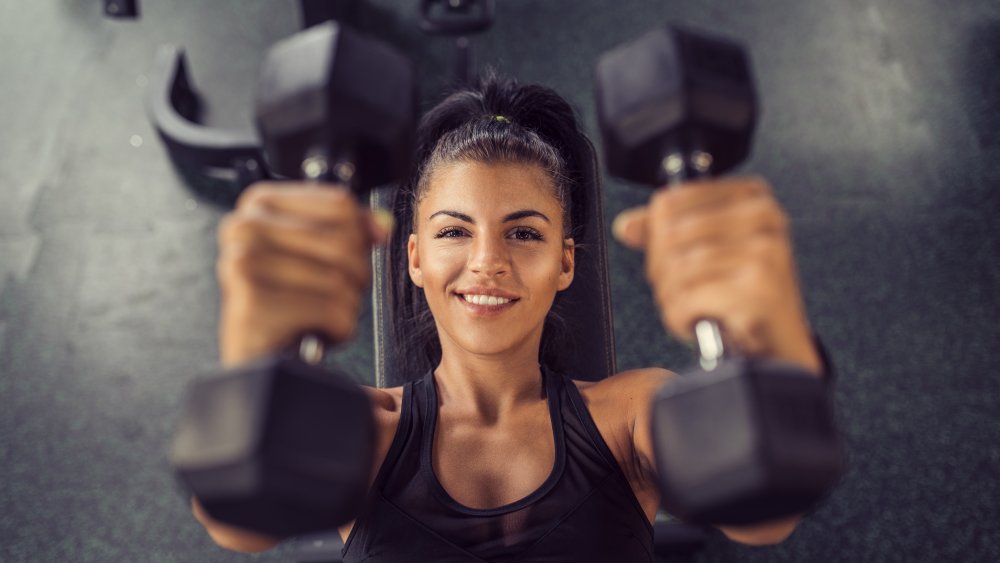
left=612, top=176, right=821, bottom=374
left=216, top=182, right=392, bottom=367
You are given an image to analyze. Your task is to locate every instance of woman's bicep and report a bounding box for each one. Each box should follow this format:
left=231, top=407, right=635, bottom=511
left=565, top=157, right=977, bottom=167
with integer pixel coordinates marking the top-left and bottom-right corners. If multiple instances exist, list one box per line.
left=717, top=514, right=803, bottom=545
left=622, top=367, right=675, bottom=481
left=191, top=497, right=281, bottom=553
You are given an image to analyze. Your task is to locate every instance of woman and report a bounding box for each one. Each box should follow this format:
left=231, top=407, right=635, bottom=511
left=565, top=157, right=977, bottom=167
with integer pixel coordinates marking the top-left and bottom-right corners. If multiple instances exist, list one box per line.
left=195, top=75, right=826, bottom=560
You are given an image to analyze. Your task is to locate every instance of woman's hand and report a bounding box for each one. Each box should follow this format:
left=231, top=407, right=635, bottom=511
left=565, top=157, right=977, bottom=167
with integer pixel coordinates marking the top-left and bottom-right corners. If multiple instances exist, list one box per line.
left=191, top=496, right=280, bottom=552
left=216, top=182, right=392, bottom=367
left=612, top=176, right=821, bottom=374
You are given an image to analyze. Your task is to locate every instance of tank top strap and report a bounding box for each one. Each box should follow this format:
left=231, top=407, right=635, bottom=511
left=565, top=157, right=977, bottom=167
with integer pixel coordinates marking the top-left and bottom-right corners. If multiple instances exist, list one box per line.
left=542, top=363, right=565, bottom=412
left=554, top=368, right=621, bottom=470
left=368, top=376, right=419, bottom=493
left=342, top=376, right=422, bottom=558
left=344, top=367, right=656, bottom=562
left=555, top=368, right=655, bottom=534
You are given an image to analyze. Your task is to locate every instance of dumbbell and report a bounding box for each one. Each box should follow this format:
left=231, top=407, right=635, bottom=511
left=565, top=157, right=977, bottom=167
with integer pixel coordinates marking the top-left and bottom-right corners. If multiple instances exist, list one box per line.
left=104, top=0, right=139, bottom=18
left=595, top=25, right=845, bottom=525
left=169, top=21, right=416, bottom=537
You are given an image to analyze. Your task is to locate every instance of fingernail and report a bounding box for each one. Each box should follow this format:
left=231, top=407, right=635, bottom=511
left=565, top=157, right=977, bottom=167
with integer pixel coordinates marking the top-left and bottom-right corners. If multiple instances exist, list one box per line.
left=611, top=212, right=630, bottom=243
left=373, top=209, right=395, bottom=239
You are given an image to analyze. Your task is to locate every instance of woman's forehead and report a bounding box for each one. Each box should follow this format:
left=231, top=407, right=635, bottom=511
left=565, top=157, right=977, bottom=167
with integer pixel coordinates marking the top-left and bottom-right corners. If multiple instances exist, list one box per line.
left=419, top=160, right=560, bottom=213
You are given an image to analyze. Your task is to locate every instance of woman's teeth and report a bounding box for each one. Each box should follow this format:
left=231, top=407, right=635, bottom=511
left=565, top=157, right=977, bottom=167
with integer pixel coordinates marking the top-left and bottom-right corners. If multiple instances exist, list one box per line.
left=461, top=294, right=513, bottom=306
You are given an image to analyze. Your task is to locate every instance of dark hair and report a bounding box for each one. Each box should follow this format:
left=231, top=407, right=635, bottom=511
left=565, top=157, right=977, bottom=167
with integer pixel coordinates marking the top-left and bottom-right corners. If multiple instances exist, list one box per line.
left=386, top=72, right=599, bottom=381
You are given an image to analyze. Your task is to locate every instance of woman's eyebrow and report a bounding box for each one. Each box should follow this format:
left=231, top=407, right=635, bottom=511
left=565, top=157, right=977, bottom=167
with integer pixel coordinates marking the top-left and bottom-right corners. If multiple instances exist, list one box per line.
left=428, top=210, right=475, bottom=223
left=504, top=209, right=551, bottom=223
left=428, top=209, right=551, bottom=224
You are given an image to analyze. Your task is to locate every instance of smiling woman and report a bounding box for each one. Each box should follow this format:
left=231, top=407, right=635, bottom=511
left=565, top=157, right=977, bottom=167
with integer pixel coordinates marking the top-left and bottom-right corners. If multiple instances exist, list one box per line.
left=407, top=160, right=574, bottom=363
left=199, top=72, right=815, bottom=561
left=387, top=76, right=593, bottom=380
left=332, top=75, right=670, bottom=562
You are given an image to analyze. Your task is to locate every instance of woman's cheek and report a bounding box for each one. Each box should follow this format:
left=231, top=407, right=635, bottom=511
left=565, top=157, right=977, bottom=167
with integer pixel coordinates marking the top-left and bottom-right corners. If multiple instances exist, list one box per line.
left=422, top=248, right=464, bottom=308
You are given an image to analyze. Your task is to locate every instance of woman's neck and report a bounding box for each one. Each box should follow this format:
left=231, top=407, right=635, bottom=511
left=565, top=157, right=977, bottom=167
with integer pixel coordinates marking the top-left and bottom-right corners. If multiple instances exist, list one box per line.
left=433, top=337, right=545, bottom=423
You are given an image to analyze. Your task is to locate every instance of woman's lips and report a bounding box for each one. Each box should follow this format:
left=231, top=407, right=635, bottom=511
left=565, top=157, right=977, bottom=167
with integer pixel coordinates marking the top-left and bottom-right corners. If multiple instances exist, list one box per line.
left=455, top=294, right=519, bottom=317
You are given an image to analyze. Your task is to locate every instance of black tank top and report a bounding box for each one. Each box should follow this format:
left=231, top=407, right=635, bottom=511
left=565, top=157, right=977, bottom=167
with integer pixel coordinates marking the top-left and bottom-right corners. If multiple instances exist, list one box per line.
left=342, top=365, right=654, bottom=562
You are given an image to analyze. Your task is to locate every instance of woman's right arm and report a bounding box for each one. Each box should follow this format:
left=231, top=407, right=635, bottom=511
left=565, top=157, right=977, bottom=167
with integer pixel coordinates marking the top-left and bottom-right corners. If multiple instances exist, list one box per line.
left=191, top=497, right=280, bottom=553
left=195, top=182, right=391, bottom=551
left=216, top=182, right=389, bottom=368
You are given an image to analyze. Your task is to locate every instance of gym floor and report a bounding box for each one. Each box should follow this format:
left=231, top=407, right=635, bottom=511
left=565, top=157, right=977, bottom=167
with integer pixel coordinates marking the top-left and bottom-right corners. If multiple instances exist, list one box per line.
left=1, top=1, right=998, bottom=561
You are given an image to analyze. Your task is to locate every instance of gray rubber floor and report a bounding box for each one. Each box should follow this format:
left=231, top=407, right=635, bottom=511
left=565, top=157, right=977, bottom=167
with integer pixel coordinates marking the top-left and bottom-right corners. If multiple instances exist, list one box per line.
left=1, top=1, right=998, bottom=562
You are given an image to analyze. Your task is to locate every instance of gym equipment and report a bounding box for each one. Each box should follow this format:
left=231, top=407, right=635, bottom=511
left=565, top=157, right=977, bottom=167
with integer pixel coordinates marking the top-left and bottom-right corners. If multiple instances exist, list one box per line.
left=595, top=24, right=845, bottom=525
left=170, top=21, right=416, bottom=537
left=145, top=0, right=366, bottom=207
left=420, top=0, right=496, bottom=85
left=255, top=23, right=415, bottom=190
left=420, top=0, right=495, bottom=35
left=148, top=3, right=705, bottom=555
left=146, top=45, right=267, bottom=207
left=301, top=0, right=361, bottom=29
left=104, top=0, right=138, bottom=18
left=145, top=0, right=492, bottom=203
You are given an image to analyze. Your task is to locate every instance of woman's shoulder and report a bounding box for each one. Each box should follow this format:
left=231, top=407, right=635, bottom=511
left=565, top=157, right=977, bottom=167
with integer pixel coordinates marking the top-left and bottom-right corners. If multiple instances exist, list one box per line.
left=570, top=366, right=677, bottom=408
left=567, top=367, right=678, bottom=520
left=361, top=384, right=406, bottom=419
left=567, top=367, right=677, bottom=444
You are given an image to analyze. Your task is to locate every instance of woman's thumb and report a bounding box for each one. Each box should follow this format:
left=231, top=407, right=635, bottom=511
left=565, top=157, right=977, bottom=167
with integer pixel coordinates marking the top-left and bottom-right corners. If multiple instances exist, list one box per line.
left=611, top=206, right=649, bottom=250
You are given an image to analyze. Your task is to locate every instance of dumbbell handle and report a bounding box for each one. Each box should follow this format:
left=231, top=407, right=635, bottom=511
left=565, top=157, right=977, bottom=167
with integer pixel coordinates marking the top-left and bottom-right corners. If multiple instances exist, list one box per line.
left=658, top=150, right=727, bottom=371
left=296, top=152, right=359, bottom=365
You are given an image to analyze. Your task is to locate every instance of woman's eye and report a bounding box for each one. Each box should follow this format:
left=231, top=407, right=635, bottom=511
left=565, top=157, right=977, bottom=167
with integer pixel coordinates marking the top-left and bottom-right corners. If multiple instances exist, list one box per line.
left=433, top=227, right=543, bottom=241
left=511, top=227, right=544, bottom=241
left=434, top=227, right=467, bottom=238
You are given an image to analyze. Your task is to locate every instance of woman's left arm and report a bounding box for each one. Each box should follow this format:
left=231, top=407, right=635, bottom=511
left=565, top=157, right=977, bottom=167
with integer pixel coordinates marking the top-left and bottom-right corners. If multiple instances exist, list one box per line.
left=614, top=176, right=826, bottom=545
left=627, top=369, right=806, bottom=546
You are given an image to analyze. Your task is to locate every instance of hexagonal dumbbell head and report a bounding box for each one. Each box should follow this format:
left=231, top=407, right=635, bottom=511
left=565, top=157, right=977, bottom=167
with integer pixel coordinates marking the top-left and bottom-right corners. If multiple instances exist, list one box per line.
left=170, top=356, right=375, bottom=536
left=255, top=20, right=416, bottom=191
left=650, top=359, right=845, bottom=525
left=595, top=25, right=758, bottom=185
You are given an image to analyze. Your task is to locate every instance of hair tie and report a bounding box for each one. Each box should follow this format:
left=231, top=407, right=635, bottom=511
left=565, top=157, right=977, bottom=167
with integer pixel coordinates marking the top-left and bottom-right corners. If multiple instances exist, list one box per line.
left=492, top=115, right=512, bottom=123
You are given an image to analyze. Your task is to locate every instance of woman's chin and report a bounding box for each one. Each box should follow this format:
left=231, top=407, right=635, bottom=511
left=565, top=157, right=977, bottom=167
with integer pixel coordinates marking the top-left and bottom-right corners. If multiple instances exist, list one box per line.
left=436, top=313, right=545, bottom=359
left=456, top=339, right=519, bottom=357
left=443, top=329, right=533, bottom=358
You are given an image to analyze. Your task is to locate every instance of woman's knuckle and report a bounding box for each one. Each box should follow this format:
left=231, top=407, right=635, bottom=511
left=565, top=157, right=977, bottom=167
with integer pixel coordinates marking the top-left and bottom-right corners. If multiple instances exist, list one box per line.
left=236, top=184, right=273, bottom=210
left=747, top=176, right=773, bottom=196
left=772, top=208, right=791, bottom=234
left=644, top=259, right=657, bottom=286
left=217, top=248, right=239, bottom=276
left=224, top=214, right=266, bottom=246
left=217, top=214, right=240, bottom=244
left=654, top=282, right=673, bottom=310
left=215, top=258, right=231, bottom=284
left=679, top=244, right=708, bottom=269
left=650, top=189, right=674, bottom=218
left=229, top=256, right=257, bottom=285
left=745, top=259, right=773, bottom=287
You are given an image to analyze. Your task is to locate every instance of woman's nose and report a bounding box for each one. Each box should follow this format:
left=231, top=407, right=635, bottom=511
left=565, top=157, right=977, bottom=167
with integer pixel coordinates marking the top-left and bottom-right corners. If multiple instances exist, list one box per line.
left=469, top=236, right=509, bottom=276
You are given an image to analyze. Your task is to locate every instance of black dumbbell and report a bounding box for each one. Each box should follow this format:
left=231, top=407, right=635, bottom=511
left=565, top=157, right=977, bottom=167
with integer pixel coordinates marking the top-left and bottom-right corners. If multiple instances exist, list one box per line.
left=104, top=0, right=139, bottom=18
left=169, top=21, right=416, bottom=537
left=595, top=24, right=845, bottom=526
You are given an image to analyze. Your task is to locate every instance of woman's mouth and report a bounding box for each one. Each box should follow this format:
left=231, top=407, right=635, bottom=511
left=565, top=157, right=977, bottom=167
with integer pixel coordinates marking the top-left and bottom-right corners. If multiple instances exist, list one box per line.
left=455, top=293, right=519, bottom=316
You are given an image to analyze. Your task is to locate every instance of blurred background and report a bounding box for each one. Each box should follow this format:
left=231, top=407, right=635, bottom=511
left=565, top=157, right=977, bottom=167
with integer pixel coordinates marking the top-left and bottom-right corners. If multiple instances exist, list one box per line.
left=1, top=0, right=998, bottom=561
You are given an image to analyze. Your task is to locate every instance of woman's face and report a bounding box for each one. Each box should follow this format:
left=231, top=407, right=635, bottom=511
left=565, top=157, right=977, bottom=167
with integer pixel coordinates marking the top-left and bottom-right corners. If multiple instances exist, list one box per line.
left=408, top=160, right=574, bottom=359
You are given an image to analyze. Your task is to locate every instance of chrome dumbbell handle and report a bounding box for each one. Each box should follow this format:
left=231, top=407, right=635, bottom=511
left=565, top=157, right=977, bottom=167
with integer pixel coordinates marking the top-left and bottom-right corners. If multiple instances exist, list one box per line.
left=659, top=150, right=727, bottom=372
left=296, top=151, right=358, bottom=366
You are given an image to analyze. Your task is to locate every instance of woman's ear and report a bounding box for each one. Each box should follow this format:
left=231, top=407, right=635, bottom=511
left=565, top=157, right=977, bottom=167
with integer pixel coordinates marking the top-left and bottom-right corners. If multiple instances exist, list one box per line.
left=408, top=233, right=424, bottom=288
left=558, top=238, right=575, bottom=291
